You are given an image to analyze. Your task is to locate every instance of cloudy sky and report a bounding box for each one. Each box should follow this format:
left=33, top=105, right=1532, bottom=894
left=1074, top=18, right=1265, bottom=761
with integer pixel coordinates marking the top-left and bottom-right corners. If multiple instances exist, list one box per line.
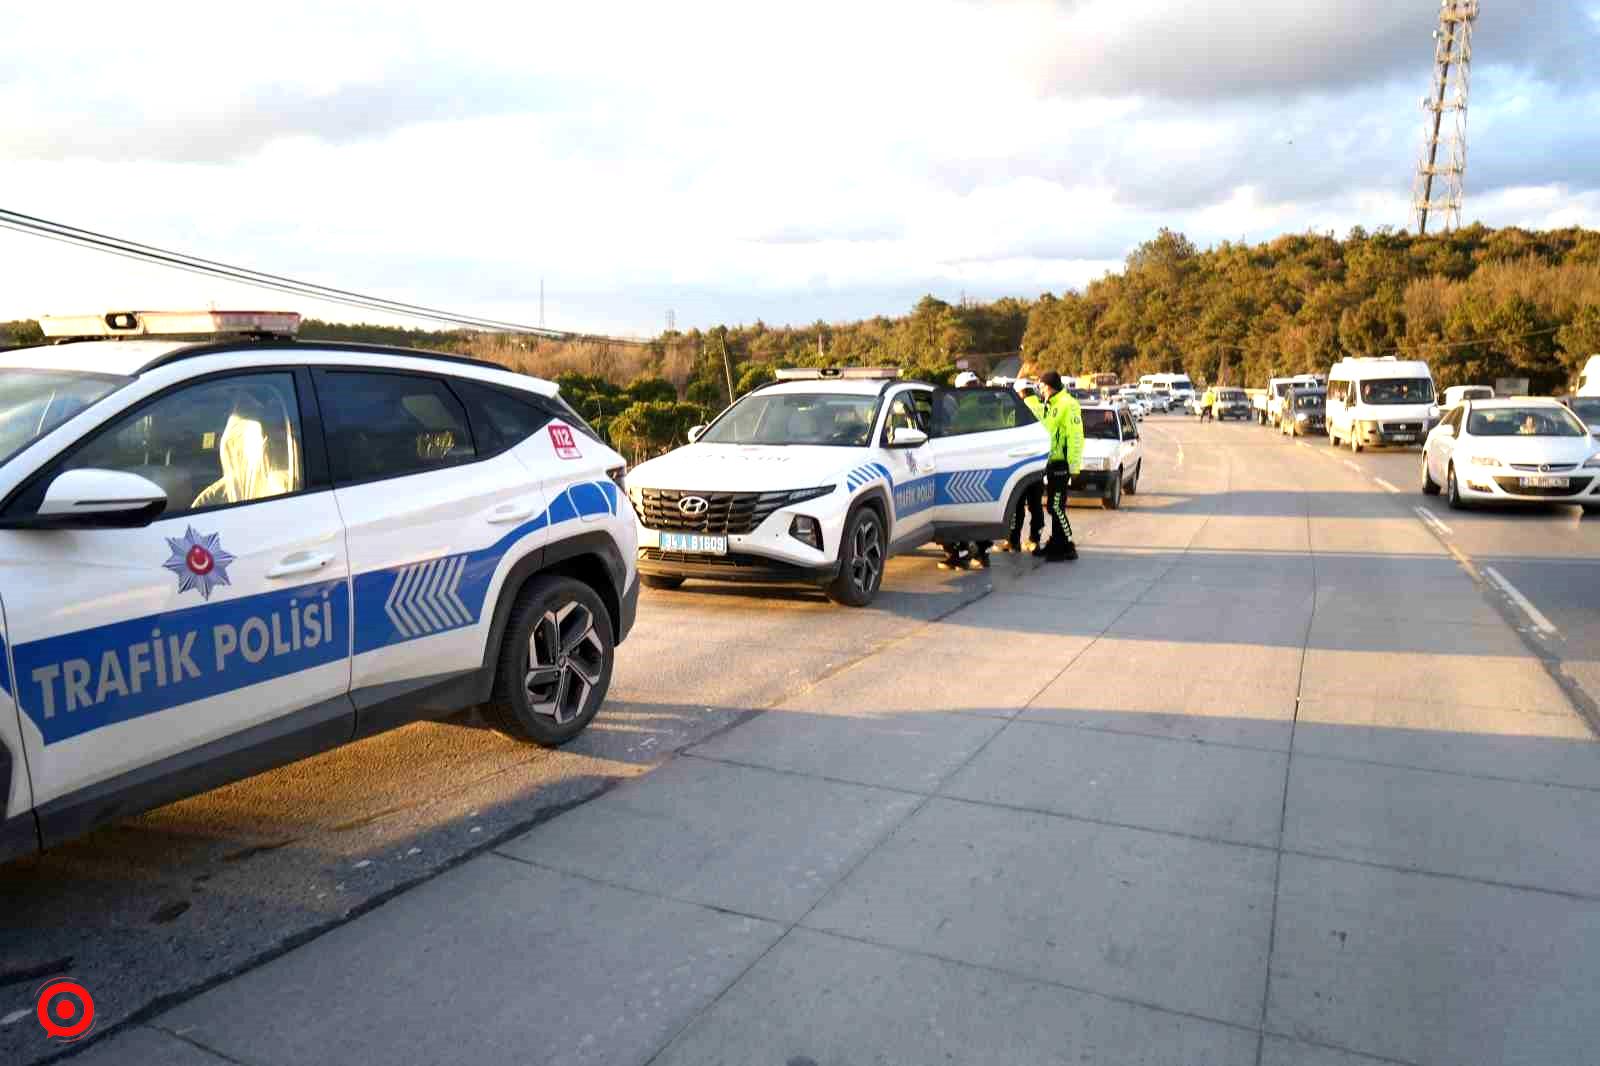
left=4, top=1, right=1598, bottom=336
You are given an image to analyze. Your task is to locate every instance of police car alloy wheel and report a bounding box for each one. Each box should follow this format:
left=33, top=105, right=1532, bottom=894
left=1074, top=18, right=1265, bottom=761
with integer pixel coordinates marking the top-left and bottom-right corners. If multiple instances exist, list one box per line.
left=827, top=506, right=886, bottom=606
left=484, top=575, right=615, bottom=746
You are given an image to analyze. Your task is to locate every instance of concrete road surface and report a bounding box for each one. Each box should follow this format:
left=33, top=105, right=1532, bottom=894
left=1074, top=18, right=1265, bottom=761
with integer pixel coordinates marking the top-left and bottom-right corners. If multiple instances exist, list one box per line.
left=9, top=413, right=1600, bottom=1066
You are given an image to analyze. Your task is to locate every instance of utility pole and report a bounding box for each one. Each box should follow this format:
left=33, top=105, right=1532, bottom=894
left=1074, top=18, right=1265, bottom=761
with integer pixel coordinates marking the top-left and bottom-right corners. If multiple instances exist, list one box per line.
left=1411, top=1, right=1479, bottom=235
left=721, top=335, right=736, bottom=402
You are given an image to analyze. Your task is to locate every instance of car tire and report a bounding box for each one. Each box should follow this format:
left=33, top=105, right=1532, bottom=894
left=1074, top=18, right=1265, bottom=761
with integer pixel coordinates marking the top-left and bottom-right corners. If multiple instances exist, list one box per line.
left=1422, top=454, right=1441, bottom=496
left=1126, top=461, right=1140, bottom=495
left=1103, top=468, right=1123, bottom=509
left=827, top=505, right=886, bottom=607
left=640, top=574, right=685, bottom=591
left=482, top=574, right=615, bottom=747
left=1446, top=463, right=1467, bottom=511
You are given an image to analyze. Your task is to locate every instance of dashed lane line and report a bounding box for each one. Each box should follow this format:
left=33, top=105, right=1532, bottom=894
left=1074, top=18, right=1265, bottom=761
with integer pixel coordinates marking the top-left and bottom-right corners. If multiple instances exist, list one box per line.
left=1373, top=477, right=1401, bottom=494
left=1413, top=506, right=1453, bottom=537
left=1483, top=565, right=1561, bottom=637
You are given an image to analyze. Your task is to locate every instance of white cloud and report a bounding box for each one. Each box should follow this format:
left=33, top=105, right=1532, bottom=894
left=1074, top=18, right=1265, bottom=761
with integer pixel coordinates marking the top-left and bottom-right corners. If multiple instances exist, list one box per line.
left=2, top=1, right=1596, bottom=334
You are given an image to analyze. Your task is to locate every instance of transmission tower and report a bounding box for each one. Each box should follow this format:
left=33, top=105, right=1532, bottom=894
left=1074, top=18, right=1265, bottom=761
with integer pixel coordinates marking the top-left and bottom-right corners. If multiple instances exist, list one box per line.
left=1411, top=0, right=1479, bottom=235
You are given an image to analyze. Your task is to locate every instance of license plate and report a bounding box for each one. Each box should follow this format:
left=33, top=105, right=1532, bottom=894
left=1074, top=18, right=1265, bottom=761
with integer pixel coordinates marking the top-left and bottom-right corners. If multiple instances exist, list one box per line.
left=1520, top=476, right=1569, bottom=488
left=1390, top=434, right=1415, bottom=442
left=660, top=532, right=728, bottom=554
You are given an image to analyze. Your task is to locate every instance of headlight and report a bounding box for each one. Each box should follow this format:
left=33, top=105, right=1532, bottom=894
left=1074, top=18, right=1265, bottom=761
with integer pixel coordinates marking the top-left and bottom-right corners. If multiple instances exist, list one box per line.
left=1295, top=412, right=1309, bottom=421
left=1584, top=453, right=1600, bottom=469
left=785, top=484, right=836, bottom=504
left=1467, top=453, right=1504, bottom=468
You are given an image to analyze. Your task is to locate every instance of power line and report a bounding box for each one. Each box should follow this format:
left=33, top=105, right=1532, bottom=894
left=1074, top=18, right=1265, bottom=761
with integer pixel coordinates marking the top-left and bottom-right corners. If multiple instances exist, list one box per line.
left=0, top=207, right=650, bottom=344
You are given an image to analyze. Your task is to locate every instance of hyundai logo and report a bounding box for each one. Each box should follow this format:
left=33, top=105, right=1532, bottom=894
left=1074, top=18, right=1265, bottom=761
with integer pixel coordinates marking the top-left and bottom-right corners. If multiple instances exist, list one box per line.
left=678, top=496, right=710, bottom=516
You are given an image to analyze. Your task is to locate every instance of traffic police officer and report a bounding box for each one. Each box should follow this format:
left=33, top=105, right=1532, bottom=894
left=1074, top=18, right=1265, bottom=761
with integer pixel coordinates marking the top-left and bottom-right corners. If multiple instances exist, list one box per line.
left=1036, top=372, right=1084, bottom=562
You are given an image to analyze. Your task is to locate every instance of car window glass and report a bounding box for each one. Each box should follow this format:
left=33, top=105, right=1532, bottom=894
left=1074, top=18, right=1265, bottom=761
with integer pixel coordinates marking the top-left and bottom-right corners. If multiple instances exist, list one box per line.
left=933, top=388, right=1023, bottom=437
left=881, top=393, right=924, bottom=445
left=701, top=392, right=876, bottom=447
left=57, top=372, right=303, bottom=517
left=0, top=369, right=129, bottom=470
left=1082, top=409, right=1120, bottom=440
left=1467, top=406, right=1586, bottom=438
left=452, top=379, right=553, bottom=454
left=320, top=371, right=476, bottom=482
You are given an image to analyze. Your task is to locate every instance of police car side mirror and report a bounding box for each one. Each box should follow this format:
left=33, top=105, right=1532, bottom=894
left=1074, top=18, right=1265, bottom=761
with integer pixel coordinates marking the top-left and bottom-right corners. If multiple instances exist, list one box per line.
left=888, top=426, right=928, bottom=448
left=687, top=425, right=706, bottom=444
left=24, top=469, right=168, bottom=529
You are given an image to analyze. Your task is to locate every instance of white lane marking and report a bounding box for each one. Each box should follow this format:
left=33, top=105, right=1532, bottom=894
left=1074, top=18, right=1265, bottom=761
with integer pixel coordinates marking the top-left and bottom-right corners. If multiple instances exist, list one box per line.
left=1374, top=477, right=1401, bottom=494
left=1295, top=440, right=1310, bottom=449
left=1414, top=506, right=1452, bottom=536
left=1483, top=566, right=1559, bottom=637
left=1342, top=459, right=1363, bottom=472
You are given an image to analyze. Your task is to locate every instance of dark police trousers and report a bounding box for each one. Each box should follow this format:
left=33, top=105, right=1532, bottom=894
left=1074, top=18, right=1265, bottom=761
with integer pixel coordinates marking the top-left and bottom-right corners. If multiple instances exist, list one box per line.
left=1043, top=461, right=1075, bottom=554
left=1010, top=481, right=1045, bottom=545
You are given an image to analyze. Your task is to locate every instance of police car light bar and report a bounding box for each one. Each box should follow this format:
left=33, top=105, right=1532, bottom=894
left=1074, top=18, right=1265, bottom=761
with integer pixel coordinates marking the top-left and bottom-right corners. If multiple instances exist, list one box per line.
left=38, top=310, right=302, bottom=339
left=773, top=367, right=902, bottom=381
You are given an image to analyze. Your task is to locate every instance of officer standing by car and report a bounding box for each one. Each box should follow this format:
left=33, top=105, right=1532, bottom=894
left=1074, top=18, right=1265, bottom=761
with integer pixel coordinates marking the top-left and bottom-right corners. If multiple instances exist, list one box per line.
left=1199, top=384, right=1216, bottom=423
left=939, top=372, right=994, bottom=570
left=1036, top=371, right=1084, bottom=562
left=1007, top=380, right=1046, bottom=552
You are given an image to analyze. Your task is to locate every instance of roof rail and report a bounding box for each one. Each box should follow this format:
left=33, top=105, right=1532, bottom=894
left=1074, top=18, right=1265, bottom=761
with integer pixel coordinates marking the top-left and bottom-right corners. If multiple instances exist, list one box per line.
left=137, top=338, right=513, bottom=376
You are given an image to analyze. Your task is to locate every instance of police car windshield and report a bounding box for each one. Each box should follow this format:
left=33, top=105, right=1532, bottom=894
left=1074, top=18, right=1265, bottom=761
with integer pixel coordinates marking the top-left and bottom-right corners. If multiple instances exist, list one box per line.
left=701, top=393, right=877, bottom=447
left=0, top=369, right=128, bottom=467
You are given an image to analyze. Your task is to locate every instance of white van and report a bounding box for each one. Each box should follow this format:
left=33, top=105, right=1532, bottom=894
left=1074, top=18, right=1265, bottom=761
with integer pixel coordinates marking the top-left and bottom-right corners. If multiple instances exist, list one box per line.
left=1326, top=357, right=1438, bottom=452
left=1442, top=384, right=1494, bottom=409
left=1139, top=372, right=1195, bottom=406
left=1578, top=355, right=1600, bottom=397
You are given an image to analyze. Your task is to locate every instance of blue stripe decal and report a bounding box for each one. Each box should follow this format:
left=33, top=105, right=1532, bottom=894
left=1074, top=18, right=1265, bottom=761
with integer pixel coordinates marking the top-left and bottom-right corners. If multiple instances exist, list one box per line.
left=933, top=453, right=1047, bottom=506
left=351, top=480, right=614, bottom=654
left=11, top=479, right=616, bottom=745
left=891, top=474, right=938, bottom=517
left=13, top=579, right=349, bottom=746
left=0, top=635, right=11, bottom=698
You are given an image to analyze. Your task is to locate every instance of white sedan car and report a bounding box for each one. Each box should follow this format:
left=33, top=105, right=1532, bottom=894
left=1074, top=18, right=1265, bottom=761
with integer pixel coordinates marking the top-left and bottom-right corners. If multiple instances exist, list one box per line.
left=1422, top=397, right=1600, bottom=512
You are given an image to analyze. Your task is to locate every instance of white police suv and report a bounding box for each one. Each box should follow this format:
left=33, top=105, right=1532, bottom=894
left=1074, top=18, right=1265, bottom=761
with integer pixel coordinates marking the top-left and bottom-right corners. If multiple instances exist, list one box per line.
left=627, top=368, right=1047, bottom=605
left=0, top=311, right=637, bottom=861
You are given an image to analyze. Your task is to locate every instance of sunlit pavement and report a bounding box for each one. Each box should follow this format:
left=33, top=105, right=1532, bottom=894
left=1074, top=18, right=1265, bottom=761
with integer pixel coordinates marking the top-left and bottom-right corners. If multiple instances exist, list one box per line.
left=30, top=417, right=1600, bottom=1066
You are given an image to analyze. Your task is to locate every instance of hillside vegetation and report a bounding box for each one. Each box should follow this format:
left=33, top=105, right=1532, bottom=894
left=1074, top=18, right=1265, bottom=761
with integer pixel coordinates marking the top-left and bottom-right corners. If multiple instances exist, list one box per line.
left=4, top=223, right=1596, bottom=459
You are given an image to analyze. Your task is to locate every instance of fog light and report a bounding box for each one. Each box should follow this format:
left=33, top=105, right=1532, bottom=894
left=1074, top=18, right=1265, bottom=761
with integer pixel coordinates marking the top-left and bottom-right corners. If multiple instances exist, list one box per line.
left=789, top=515, right=822, bottom=550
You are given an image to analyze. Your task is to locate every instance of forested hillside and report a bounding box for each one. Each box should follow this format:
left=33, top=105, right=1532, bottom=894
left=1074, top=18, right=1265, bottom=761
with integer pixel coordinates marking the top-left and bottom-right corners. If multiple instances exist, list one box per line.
left=5, top=223, right=1596, bottom=460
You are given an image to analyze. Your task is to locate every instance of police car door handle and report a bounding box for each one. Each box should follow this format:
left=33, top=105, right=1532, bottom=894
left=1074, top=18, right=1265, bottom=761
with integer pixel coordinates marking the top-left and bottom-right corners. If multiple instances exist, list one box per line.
left=487, top=503, right=536, bottom=524
left=267, top=551, right=336, bottom=579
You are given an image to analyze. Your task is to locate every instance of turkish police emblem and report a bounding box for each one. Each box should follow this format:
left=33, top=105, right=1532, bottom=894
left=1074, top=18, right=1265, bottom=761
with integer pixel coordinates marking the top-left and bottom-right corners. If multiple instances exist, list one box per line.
left=163, top=526, right=236, bottom=600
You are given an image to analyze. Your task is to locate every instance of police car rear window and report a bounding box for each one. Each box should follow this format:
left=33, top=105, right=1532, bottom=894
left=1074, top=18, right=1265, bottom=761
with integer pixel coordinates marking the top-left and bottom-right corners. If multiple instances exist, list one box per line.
left=318, top=371, right=477, bottom=483
left=451, top=379, right=554, bottom=455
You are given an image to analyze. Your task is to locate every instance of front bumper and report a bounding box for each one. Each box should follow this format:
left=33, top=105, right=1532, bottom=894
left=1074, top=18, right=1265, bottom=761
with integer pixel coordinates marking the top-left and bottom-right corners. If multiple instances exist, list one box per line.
left=1354, top=420, right=1431, bottom=447
left=637, top=547, right=840, bottom=585
left=1069, top=469, right=1117, bottom=495
left=1456, top=470, right=1599, bottom=502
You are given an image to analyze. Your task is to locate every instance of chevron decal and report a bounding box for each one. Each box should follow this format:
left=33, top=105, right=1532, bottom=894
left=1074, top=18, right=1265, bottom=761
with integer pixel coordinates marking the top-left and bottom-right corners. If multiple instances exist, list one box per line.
left=352, top=478, right=618, bottom=655
left=845, top=462, right=892, bottom=490
left=940, top=468, right=995, bottom=504
left=383, top=554, right=472, bottom=639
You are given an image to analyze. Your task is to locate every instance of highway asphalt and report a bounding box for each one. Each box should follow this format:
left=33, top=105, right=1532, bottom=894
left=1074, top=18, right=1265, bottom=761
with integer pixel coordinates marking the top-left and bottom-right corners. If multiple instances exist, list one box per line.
left=5, top=412, right=1598, bottom=1065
